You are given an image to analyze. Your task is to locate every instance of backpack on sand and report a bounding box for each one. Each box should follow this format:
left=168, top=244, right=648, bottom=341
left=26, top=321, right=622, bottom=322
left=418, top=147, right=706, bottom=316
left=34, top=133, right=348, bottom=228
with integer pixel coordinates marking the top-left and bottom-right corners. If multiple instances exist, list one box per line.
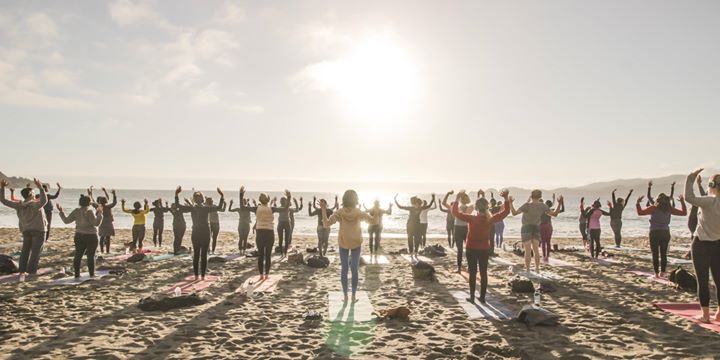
left=517, top=305, right=559, bottom=327
left=126, top=253, right=146, bottom=263
left=306, top=255, right=330, bottom=268
left=0, top=255, right=18, bottom=274
left=669, top=266, right=697, bottom=292
left=509, top=276, right=534, bottom=293
left=411, top=261, right=435, bottom=280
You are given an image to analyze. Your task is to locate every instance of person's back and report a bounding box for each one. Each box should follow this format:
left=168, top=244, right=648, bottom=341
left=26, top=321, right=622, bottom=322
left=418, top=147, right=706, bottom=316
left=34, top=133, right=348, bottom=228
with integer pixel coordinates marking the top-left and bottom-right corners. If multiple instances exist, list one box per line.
left=330, top=207, right=370, bottom=250
left=519, top=201, right=550, bottom=226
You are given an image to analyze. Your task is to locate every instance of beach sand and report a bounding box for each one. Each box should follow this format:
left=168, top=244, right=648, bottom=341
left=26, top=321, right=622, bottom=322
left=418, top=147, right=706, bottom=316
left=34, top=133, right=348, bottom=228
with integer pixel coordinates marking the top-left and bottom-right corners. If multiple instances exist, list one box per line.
left=1, top=227, right=719, bottom=359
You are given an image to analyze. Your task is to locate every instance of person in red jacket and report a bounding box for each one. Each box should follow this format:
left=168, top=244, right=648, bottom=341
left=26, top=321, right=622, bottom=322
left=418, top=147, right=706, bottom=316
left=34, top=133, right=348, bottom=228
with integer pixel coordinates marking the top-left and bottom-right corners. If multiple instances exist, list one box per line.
left=452, top=189, right=511, bottom=304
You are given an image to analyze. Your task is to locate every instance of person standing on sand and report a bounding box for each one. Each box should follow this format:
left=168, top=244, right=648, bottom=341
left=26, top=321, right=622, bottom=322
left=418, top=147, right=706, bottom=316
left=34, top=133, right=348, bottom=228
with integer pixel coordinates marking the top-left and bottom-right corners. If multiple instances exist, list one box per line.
left=321, top=189, right=379, bottom=302
left=608, top=189, right=633, bottom=248
left=206, top=196, right=226, bottom=255
left=240, top=186, right=283, bottom=279
left=364, top=200, right=391, bottom=255
left=451, top=189, right=511, bottom=304
left=688, top=175, right=707, bottom=238
left=510, top=190, right=564, bottom=272
left=175, top=186, right=225, bottom=280
left=95, top=188, right=117, bottom=254
left=490, top=197, right=505, bottom=249
left=579, top=197, right=590, bottom=250
left=274, top=192, right=302, bottom=257
left=169, top=202, right=186, bottom=254
left=0, top=178, right=47, bottom=275
left=150, top=199, right=170, bottom=248
left=636, top=193, right=686, bottom=278
left=419, top=199, right=436, bottom=249
left=310, top=196, right=338, bottom=257
left=684, top=169, right=720, bottom=324
left=539, top=198, right=564, bottom=262
left=228, top=196, right=254, bottom=254
left=438, top=199, right=455, bottom=249
left=443, top=190, right=473, bottom=273
left=57, top=195, right=103, bottom=278
left=583, top=200, right=611, bottom=259
left=395, top=194, right=436, bottom=260
left=121, top=198, right=150, bottom=252
left=41, top=183, right=61, bottom=241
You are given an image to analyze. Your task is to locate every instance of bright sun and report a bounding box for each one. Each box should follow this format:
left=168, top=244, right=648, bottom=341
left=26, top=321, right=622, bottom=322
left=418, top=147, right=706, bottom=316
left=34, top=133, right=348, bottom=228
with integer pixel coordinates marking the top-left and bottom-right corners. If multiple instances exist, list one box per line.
left=305, top=31, right=421, bottom=122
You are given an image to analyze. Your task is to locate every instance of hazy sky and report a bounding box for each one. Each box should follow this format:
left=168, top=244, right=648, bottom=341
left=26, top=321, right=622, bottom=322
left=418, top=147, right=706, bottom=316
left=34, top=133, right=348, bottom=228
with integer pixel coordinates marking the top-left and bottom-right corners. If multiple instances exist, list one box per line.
left=1, top=0, right=718, bottom=191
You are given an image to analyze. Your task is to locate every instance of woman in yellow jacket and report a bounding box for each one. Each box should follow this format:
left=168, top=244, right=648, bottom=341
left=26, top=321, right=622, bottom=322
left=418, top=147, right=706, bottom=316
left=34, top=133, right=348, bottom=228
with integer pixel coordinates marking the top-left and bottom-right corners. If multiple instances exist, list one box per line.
left=121, top=198, right=150, bottom=251
left=322, top=190, right=379, bottom=303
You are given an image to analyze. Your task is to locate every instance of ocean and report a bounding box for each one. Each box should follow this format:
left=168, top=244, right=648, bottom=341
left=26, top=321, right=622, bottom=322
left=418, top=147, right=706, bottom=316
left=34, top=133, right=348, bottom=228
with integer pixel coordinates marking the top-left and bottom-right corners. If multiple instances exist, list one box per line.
left=0, top=189, right=694, bottom=242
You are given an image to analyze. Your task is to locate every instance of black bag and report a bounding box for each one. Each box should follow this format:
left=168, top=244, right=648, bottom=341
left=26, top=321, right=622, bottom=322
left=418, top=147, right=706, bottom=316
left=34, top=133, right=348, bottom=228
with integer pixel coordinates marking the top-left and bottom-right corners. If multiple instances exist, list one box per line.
left=306, top=247, right=318, bottom=253
left=138, top=294, right=207, bottom=312
left=420, top=245, right=447, bottom=257
left=303, top=310, right=323, bottom=320
left=306, top=255, right=330, bottom=268
left=0, top=255, right=18, bottom=274
left=509, top=276, right=535, bottom=293
left=411, top=261, right=435, bottom=280
left=517, top=305, right=559, bottom=327
left=208, top=256, right=227, bottom=263
left=669, top=266, right=697, bottom=292
left=512, top=242, right=524, bottom=257
left=126, top=253, right=146, bottom=263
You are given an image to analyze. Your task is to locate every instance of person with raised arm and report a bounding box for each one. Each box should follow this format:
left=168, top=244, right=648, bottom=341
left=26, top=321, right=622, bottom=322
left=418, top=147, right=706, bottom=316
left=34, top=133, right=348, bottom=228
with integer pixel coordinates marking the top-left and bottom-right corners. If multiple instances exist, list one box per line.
left=364, top=199, right=391, bottom=255
left=443, top=190, right=473, bottom=272
left=95, top=188, right=117, bottom=254
left=578, top=197, right=590, bottom=249
left=121, top=198, right=150, bottom=252
left=309, top=195, right=338, bottom=257
left=58, top=195, right=103, bottom=278
left=240, top=186, right=283, bottom=279
left=419, top=199, right=437, bottom=249
left=169, top=201, right=186, bottom=254
left=289, top=196, right=303, bottom=249
left=688, top=175, right=707, bottom=237
left=608, top=189, right=634, bottom=248
left=41, top=183, right=61, bottom=241
left=636, top=193, right=687, bottom=277
left=273, top=190, right=302, bottom=256
left=582, top=199, right=611, bottom=259
left=321, top=190, right=379, bottom=302
left=150, top=199, right=170, bottom=248
left=540, top=197, right=565, bottom=261
left=395, top=193, right=436, bottom=260
left=452, top=189, right=511, bottom=304
left=0, top=178, right=48, bottom=275
left=438, top=195, right=455, bottom=248
left=228, top=194, right=255, bottom=254
left=510, top=189, right=564, bottom=272
left=175, top=186, right=225, bottom=280
left=490, top=194, right=506, bottom=249
left=206, top=195, right=226, bottom=255
left=684, top=169, right=720, bottom=323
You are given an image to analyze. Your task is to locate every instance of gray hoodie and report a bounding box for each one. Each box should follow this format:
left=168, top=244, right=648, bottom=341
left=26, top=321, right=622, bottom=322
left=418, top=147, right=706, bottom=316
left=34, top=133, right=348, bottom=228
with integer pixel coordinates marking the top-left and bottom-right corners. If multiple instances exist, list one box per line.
left=0, top=187, right=47, bottom=233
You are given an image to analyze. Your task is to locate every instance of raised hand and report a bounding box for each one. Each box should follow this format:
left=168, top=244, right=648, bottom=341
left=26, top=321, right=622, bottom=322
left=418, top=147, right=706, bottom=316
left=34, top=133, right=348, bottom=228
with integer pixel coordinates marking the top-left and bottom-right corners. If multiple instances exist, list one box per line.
left=678, top=195, right=685, bottom=202
left=121, top=199, right=126, bottom=204
left=56, top=203, right=63, bottom=212
left=144, top=198, right=149, bottom=204
left=175, top=186, right=182, bottom=195
left=697, top=175, right=703, bottom=185
left=636, top=195, right=644, bottom=204
left=240, top=185, right=245, bottom=194
left=217, top=187, right=224, bottom=196
left=0, top=179, right=8, bottom=188
left=33, top=178, right=42, bottom=189
left=56, top=182, right=62, bottom=190
left=500, top=189, right=510, bottom=199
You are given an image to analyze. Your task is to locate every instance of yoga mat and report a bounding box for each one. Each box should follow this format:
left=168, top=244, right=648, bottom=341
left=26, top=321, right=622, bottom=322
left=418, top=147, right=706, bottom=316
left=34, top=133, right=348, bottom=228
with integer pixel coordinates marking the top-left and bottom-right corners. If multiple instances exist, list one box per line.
left=544, top=257, right=576, bottom=268
left=328, top=291, right=374, bottom=322
left=639, top=255, right=692, bottom=265
left=590, top=257, right=622, bottom=265
left=630, top=270, right=675, bottom=286
left=607, top=246, right=643, bottom=252
left=46, top=270, right=112, bottom=287
left=0, top=267, right=58, bottom=284
left=562, top=245, right=586, bottom=251
left=400, top=254, right=434, bottom=264
left=489, top=257, right=515, bottom=267
left=224, top=253, right=243, bottom=261
left=145, top=253, right=189, bottom=262
left=516, top=269, right=563, bottom=281
left=361, top=255, right=390, bottom=265
left=452, top=290, right=513, bottom=320
left=0, top=241, right=24, bottom=249
left=168, top=275, right=220, bottom=295
left=458, top=270, right=501, bottom=285
left=670, top=245, right=691, bottom=252
left=655, top=303, right=720, bottom=334
left=235, top=274, right=283, bottom=294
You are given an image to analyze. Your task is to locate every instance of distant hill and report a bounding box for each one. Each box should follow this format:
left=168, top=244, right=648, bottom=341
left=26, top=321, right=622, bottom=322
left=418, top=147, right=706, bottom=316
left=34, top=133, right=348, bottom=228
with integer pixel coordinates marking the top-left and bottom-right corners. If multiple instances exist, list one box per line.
left=0, top=171, right=33, bottom=189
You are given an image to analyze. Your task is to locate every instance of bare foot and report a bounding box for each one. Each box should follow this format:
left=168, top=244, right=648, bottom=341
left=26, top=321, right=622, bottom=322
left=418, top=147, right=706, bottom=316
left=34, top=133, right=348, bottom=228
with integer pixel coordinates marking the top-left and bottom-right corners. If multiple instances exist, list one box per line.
left=466, top=297, right=475, bottom=304
left=714, top=310, right=720, bottom=321
left=695, top=314, right=711, bottom=323
left=352, top=296, right=358, bottom=303
left=194, top=276, right=199, bottom=281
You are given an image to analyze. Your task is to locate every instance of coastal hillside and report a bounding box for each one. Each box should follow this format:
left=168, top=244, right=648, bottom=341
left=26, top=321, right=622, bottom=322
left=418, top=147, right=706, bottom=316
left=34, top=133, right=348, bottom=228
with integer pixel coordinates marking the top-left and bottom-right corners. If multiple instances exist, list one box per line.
left=0, top=171, right=32, bottom=189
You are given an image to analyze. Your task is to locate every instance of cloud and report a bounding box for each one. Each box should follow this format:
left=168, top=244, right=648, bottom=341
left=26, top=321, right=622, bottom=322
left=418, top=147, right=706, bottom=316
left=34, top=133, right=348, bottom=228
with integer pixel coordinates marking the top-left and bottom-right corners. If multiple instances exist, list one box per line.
left=191, top=82, right=221, bottom=106
left=230, top=104, right=265, bottom=113
left=24, top=13, right=58, bottom=39
left=42, top=69, right=73, bottom=86
left=108, top=0, right=154, bottom=25
left=215, top=1, right=246, bottom=25
left=0, top=86, right=93, bottom=110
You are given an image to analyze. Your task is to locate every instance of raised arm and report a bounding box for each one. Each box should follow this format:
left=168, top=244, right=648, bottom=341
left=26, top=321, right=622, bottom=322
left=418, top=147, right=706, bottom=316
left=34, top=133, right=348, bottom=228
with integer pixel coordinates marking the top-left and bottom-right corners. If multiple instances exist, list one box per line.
left=438, top=201, right=448, bottom=213
left=173, top=186, right=193, bottom=212
left=239, top=186, right=258, bottom=212
left=685, top=169, right=714, bottom=207
left=394, top=194, right=412, bottom=211
left=612, top=189, right=617, bottom=206
left=333, top=195, right=339, bottom=210
left=227, top=200, right=240, bottom=212
left=451, top=201, right=474, bottom=223
left=385, top=203, right=392, bottom=215
left=510, top=198, right=523, bottom=216
left=422, top=194, right=436, bottom=210
left=646, top=181, right=655, bottom=205
left=308, top=202, right=319, bottom=216
left=672, top=196, right=688, bottom=216
left=441, top=191, right=453, bottom=209
left=48, top=183, right=61, bottom=200
left=57, top=205, right=76, bottom=224
left=321, top=203, right=337, bottom=228
left=491, top=191, right=512, bottom=222
left=624, top=189, right=633, bottom=206
left=635, top=196, right=654, bottom=216
left=698, top=175, right=707, bottom=197
left=108, top=190, right=118, bottom=208
left=547, top=196, right=565, bottom=217
left=0, top=180, right=19, bottom=208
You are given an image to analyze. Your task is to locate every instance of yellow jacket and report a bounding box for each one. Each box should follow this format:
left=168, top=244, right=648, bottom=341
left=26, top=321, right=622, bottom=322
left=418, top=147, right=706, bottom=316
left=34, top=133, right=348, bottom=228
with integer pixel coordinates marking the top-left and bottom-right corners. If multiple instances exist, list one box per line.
left=122, top=203, right=150, bottom=225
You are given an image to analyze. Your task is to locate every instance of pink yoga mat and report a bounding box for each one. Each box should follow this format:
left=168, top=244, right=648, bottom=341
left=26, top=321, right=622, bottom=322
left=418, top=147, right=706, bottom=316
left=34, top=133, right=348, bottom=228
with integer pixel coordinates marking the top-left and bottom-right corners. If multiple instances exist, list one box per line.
left=655, top=303, right=720, bottom=333
left=167, top=275, right=219, bottom=295
left=0, top=268, right=57, bottom=284
left=235, top=275, right=282, bottom=294
left=457, top=270, right=501, bottom=285
left=544, top=257, right=575, bottom=268
left=630, top=270, right=675, bottom=286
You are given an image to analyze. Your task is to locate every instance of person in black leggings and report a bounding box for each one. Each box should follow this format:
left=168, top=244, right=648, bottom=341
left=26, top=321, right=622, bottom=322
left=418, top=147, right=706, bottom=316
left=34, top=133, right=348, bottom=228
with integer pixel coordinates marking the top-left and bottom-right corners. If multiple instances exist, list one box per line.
left=275, top=190, right=300, bottom=256
left=228, top=197, right=254, bottom=254
left=95, top=188, right=117, bottom=254
left=174, top=186, right=225, bottom=280
left=438, top=200, right=455, bottom=248
left=443, top=190, right=472, bottom=272
left=240, top=186, right=282, bottom=279
left=309, top=196, right=337, bottom=256
left=364, top=200, right=391, bottom=254
left=206, top=196, right=226, bottom=254
left=688, top=175, right=706, bottom=237
left=58, top=195, right=103, bottom=278
left=608, top=189, right=633, bottom=248
left=150, top=199, right=170, bottom=248
left=636, top=194, right=687, bottom=277
left=395, top=194, right=435, bottom=259
left=169, top=203, right=186, bottom=254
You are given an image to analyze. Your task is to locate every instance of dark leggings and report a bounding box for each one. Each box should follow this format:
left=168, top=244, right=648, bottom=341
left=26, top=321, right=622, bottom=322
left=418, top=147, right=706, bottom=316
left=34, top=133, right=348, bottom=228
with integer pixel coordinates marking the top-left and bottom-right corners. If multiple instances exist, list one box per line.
left=368, top=225, right=382, bottom=253
left=153, top=223, right=163, bottom=247
left=277, top=221, right=292, bottom=255
left=238, top=223, right=251, bottom=252
left=454, top=225, right=468, bottom=270
left=406, top=223, right=421, bottom=253
left=691, top=238, right=720, bottom=307
left=173, top=224, right=186, bottom=254
left=611, top=219, right=623, bottom=247
left=256, top=229, right=274, bottom=275
left=588, top=229, right=601, bottom=258
left=420, top=223, right=428, bottom=248
left=210, top=222, right=220, bottom=253
left=579, top=222, right=588, bottom=241
left=466, top=248, right=489, bottom=303
left=132, top=224, right=146, bottom=249
left=446, top=223, right=454, bottom=248
left=99, top=235, right=111, bottom=253
left=689, top=206, right=699, bottom=234
left=73, top=233, right=98, bottom=278
left=649, top=229, right=671, bottom=274
left=192, top=227, right=210, bottom=278
left=45, top=211, right=53, bottom=240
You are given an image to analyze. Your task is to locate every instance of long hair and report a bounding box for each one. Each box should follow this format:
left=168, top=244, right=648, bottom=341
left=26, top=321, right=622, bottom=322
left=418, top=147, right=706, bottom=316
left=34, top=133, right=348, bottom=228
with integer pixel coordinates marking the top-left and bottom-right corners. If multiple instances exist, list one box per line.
left=342, top=189, right=359, bottom=208
left=475, top=198, right=492, bottom=218
left=656, top=193, right=671, bottom=212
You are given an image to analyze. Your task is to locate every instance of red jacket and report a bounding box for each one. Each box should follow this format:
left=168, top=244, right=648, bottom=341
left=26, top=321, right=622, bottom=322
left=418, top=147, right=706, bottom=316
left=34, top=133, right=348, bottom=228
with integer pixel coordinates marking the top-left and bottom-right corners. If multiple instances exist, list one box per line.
left=452, top=201, right=509, bottom=250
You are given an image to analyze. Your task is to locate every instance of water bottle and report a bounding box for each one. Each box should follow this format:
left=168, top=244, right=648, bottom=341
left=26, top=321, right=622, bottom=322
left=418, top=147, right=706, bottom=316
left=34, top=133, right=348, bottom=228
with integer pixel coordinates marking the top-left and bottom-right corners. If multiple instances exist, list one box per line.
left=19, top=273, right=26, bottom=282
left=507, top=266, right=513, bottom=276
left=247, top=283, right=254, bottom=298
left=174, top=286, right=181, bottom=297
left=533, top=290, right=541, bottom=307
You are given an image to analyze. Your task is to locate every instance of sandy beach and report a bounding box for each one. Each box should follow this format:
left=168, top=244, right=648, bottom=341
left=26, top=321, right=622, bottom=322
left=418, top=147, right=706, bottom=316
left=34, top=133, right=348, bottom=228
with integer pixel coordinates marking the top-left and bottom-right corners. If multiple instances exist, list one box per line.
left=0, top=227, right=718, bottom=359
